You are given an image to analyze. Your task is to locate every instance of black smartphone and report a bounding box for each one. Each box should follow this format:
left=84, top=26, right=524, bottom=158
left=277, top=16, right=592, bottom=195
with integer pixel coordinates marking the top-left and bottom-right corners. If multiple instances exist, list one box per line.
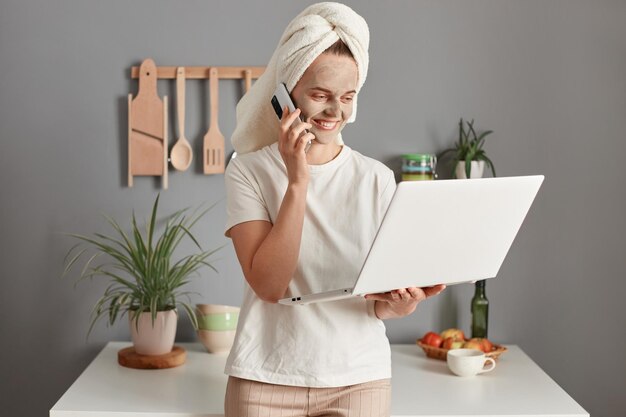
left=271, top=83, right=313, bottom=152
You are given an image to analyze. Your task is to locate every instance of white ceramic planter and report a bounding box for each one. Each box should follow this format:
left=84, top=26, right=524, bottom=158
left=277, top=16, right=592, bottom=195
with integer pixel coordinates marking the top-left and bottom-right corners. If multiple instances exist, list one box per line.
left=455, top=160, right=485, bottom=179
left=129, top=309, right=177, bottom=356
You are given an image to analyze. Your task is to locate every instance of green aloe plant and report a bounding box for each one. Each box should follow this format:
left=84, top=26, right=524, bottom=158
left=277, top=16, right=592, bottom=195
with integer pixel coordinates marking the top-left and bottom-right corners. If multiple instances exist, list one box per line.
left=63, top=194, right=223, bottom=338
left=438, top=118, right=496, bottom=178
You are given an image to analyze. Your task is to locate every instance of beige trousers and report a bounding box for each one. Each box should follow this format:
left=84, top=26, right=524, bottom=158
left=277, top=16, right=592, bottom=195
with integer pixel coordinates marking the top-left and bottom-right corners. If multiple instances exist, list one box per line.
left=224, top=376, right=391, bottom=417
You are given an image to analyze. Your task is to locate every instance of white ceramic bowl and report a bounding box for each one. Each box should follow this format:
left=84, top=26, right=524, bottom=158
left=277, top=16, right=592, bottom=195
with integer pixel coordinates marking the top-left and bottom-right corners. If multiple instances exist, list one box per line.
left=195, top=304, right=240, bottom=332
left=197, top=329, right=237, bottom=354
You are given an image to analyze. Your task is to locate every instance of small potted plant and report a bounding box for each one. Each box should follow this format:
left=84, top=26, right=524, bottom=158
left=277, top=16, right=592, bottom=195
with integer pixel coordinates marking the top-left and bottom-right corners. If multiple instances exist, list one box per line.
left=438, top=118, right=496, bottom=179
left=63, top=194, right=222, bottom=356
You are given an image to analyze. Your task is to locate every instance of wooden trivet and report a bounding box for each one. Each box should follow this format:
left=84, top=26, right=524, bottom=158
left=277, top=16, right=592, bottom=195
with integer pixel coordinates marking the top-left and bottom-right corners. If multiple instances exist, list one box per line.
left=118, top=345, right=186, bottom=369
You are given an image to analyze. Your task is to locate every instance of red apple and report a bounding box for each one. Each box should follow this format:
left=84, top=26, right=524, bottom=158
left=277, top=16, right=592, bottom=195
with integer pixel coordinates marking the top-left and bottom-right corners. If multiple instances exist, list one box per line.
left=442, top=337, right=465, bottom=350
left=468, top=337, right=494, bottom=353
left=463, top=340, right=483, bottom=350
left=421, top=332, right=443, bottom=348
left=440, top=328, right=465, bottom=341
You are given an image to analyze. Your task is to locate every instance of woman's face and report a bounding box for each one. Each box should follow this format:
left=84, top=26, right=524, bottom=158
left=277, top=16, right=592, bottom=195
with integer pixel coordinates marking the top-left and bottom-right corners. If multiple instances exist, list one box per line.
left=290, top=53, right=358, bottom=145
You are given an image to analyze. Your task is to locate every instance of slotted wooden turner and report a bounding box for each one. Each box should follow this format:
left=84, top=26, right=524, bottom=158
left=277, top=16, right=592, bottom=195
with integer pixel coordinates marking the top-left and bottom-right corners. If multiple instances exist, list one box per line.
left=203, top=67, right=225, bottom=174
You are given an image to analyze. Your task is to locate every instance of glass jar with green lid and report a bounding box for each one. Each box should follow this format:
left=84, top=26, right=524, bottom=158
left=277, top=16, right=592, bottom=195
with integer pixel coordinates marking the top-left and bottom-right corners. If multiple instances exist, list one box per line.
left=402, top=153, right=437, bottom=181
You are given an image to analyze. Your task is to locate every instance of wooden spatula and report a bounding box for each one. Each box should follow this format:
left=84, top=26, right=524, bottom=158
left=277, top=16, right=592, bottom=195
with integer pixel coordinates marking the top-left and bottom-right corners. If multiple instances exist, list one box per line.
left=203, top=67, right=225, bottom=174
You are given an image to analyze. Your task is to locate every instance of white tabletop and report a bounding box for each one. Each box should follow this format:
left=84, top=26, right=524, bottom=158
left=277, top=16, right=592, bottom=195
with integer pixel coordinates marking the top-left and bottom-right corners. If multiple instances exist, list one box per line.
left=50, top=342, right=588, bottom=417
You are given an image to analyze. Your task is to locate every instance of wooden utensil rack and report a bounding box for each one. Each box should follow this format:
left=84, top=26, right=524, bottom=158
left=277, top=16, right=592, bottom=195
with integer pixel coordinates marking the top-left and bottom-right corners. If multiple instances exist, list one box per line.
left=131, top=66, right=265, bottom=80
left=128, top=63, right=265, bottom=189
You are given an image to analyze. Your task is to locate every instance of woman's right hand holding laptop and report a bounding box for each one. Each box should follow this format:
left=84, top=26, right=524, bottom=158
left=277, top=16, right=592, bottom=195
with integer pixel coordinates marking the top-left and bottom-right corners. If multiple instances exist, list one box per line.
left=365, top=285, right=446, bottom=319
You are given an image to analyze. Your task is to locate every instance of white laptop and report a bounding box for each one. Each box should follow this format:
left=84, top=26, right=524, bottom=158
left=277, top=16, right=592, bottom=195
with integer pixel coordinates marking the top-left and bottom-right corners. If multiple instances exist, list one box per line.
left=278, top=175, right=544, bottom=306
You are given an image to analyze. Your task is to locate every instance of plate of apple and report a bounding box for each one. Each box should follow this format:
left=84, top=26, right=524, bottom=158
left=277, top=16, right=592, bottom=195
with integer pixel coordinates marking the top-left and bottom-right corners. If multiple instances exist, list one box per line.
left=416, top=328, right=507, bottom=361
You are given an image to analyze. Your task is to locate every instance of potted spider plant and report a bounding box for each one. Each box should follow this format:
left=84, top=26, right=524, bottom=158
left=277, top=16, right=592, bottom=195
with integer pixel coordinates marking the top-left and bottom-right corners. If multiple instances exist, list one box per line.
left=63, top=194, right=222, bottom=356
left=438, top=118, right=496, bottom=179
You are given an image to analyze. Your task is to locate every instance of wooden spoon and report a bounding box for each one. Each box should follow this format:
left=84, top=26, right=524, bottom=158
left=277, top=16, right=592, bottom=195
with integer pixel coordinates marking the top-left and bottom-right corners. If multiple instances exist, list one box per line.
left=170, top=66, right=193, bottom=171
left=203, top=67, right=225, bottom=174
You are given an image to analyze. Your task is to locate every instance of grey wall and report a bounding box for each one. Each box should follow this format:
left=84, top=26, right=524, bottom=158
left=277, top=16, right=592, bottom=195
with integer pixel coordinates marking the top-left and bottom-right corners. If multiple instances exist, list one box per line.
left=1, top=0, right=624, bottom=416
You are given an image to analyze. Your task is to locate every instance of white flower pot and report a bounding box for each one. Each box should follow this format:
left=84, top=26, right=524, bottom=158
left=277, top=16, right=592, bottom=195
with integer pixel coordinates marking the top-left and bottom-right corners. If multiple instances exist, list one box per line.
left=455, top=160, right=485, bottom=179
left=129, top=310, right=177, bottom=356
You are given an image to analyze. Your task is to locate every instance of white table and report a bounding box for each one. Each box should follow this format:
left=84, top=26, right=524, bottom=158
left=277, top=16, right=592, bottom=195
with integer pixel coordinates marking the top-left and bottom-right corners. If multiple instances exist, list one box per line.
left=50, top=342, right=588, bottom=417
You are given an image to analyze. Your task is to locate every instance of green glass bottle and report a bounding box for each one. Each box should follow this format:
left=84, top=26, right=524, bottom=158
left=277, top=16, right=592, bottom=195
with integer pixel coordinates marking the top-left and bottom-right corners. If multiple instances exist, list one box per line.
left=471, top=280, right=489, bottom=338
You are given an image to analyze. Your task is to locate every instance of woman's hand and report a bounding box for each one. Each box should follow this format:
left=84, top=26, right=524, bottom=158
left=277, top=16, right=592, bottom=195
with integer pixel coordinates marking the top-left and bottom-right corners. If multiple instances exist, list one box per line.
left=278, top=107, right=314, bottom=187
left=365, top=285, right=446, bottom=319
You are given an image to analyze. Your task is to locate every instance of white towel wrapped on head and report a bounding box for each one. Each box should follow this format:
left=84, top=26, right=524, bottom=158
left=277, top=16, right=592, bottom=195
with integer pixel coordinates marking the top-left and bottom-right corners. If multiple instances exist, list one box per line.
left=231, top=2, right=370, bottom=154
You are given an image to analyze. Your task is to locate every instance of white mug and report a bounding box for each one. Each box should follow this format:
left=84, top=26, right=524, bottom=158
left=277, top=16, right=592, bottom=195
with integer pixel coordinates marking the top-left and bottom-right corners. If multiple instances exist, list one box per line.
left=447, top=349, right=496, bottom=377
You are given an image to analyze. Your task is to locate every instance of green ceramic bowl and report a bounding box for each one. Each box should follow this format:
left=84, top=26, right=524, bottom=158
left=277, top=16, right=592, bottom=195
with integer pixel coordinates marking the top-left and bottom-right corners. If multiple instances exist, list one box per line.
left=196, top=311, right=239, bottom=331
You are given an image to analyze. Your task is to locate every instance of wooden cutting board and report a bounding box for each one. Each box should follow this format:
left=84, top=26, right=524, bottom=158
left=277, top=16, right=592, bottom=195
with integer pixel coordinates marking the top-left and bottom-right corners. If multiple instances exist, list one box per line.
left=118, top=345, right=186, bottom=369
left=128, top=58, right=168, bottom=189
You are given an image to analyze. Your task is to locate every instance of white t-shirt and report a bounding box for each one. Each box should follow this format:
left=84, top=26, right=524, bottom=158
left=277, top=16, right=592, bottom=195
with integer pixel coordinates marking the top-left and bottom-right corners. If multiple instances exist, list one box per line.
left=223, top=142, right=396, bottom=387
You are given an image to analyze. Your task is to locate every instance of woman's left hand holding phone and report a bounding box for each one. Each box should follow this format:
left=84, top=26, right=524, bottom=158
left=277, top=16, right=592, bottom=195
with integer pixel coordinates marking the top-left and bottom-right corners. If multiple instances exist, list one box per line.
left=278, top=107, right=314, bottom=187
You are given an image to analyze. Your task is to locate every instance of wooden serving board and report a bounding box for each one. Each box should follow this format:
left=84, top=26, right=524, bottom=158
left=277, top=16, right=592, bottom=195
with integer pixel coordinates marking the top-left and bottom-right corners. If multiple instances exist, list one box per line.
left=118, top=345, right=186, bottom=369
left=128, top=58, right=168, bottom=189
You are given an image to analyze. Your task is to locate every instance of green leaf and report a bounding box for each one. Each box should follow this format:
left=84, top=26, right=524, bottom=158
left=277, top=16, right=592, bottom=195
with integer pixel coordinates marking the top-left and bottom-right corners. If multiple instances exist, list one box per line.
left=464, top=154, right=473, bottom=178
left=466, top=119, right=478, bottom=142
left=180, top=302, right=198, bottom=330
left=147, top=193, right=160, bottom=261
left=437, top=148, right=457, bottom=161
left=62, top=246, right=87, bottom=278
left=476, top=131, right=492, bottom=151
left=80, top=253, right=101, bottom=279
left=480, top=154, right=497, bottom=177
left=102, top=215, right=139, bottom=262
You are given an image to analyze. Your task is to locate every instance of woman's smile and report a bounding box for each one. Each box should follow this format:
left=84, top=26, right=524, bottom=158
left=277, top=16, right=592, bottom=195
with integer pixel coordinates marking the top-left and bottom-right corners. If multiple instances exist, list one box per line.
left=311, top=118, right=341, bottom=131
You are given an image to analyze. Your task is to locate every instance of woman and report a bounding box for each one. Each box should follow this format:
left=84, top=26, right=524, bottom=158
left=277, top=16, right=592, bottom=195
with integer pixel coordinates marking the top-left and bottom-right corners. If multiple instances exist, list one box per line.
left=223, top=3, right=445, bottom=416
